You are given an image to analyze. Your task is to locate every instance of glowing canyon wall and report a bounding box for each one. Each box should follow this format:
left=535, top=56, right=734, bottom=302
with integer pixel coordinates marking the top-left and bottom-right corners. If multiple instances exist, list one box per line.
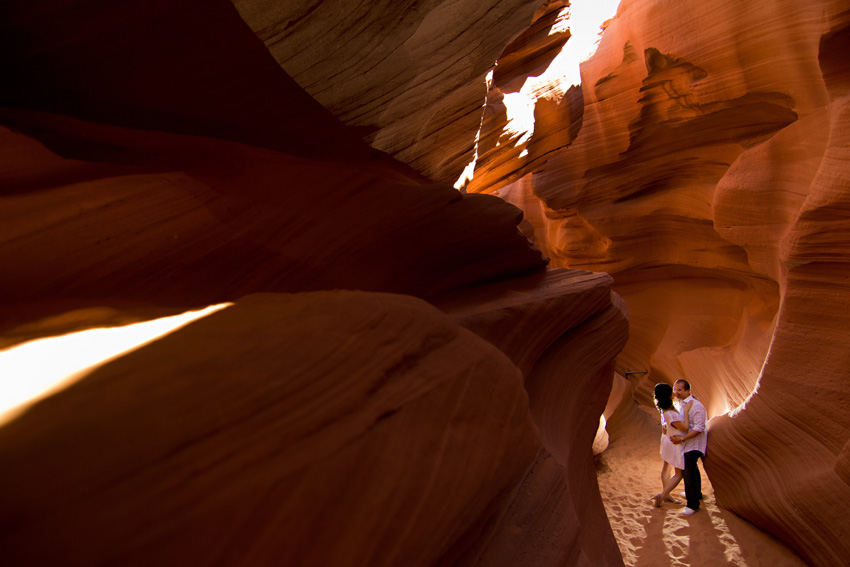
left=0, top=1, right=626, bottom=565
left=467, top=0, right=850, bottom=564
left=2, top=0, right=850, bottom=565
left=231, top=0, right=544, bottom=184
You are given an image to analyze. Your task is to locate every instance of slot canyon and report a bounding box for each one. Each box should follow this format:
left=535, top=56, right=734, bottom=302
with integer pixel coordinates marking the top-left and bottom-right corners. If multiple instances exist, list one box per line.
left=1, top=0, right=849, bottom=565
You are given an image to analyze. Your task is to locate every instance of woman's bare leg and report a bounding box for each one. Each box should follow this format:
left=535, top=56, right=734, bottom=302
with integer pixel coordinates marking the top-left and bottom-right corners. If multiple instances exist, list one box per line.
left=660, top=462, right=671, bottom=491
left=653, top=462, right=673, bottom=506
left=659, top=468, right=684, bottom=502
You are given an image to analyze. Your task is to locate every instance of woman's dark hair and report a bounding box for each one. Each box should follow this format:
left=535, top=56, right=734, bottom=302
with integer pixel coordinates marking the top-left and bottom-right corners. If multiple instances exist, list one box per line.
left=654, top=383, right=674, bottom=411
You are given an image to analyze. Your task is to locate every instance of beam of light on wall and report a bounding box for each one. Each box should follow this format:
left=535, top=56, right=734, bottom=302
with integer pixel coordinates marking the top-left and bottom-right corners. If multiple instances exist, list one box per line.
left=501, top=0, right=622, bottom=146
left=728, top=384, right=759, bottom=418
left=454, top=144, right=480, bottom=191
left=454, top=70, right=494, bottom=190
left=0, top=303, right=232, bottom=427
left=727, top=331, right=774, bottom=419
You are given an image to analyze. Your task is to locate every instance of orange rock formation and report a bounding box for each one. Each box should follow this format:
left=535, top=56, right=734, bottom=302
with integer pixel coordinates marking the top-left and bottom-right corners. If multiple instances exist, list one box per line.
left=433, top=269, right=628, bottom=565
left=231, top=0, right=543, bottom=183
left=1, top=292, right=542, bottom=565
left=3, top=0, right=850, bottom=565
left=466, top=0, right=850, bottom=564
left=0, top=1, right=626, bottom=565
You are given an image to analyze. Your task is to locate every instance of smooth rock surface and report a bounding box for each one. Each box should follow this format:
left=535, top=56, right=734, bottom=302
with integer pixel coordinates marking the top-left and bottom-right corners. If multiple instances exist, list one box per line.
left=8, top=0, right=849, bottom=564
left=0, top=3, right=632, bottom=566
left=465, top=1, right=850, bottom=563
left=433, top=268, right=629, bottom=566
left=0, top=112, right=544, bottom=331
left=0, top=292, right=539, bottom=566
left=231, top=0, right=542, bottom=183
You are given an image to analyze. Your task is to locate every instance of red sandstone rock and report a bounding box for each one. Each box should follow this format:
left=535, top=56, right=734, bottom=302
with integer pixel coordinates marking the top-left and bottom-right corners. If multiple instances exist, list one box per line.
left=0, top=269, right=629, bottom=566
left=433, top=268, right=629, bottom=565
left=12, top=0, right=850, bottom=563
left=466, top=1, right=583, bottom=195
left=706, top=60, right=850, bottom=566
left=433, top=268, right=616, bottom=375
left=0, top=292, right=540, bottom=566
left=0, top=0, right=550, bottom=331
left=0, top=110, right=545, bottom=332
left=0, top=3, right=631, bottom=566
left=463, top=0, right=850, bottom=563
left=0, top=0, right=547, bottom=331
left=231, top=0, right=543, bottom=183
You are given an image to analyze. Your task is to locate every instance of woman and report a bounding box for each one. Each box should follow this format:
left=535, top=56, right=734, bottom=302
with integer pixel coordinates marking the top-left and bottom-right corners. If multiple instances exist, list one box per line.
left=652, top=383, right=692, bottom=507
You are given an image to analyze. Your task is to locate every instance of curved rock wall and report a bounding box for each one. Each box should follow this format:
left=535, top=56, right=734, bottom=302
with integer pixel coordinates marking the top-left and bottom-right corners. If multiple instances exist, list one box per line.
left=9, top=0, right=849, bottom=563
left=466, top=0, right=850, bottom=563
left=0, top=0, right=546, bottom=329
left=231, top=0, right=542, bottom=183
left=0, top=292, right=541, bottom=566
left=0, top=112, right=543, bottom=325
left=706, top=24, right=850, bottom=563
left=0, top=1, right=630, bottom=565
left=433, top=269, right=628, bottom=566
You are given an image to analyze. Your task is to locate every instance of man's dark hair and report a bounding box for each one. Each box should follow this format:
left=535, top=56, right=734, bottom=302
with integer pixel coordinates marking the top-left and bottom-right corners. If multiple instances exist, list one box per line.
left=675, top=379, right=691, bottom=390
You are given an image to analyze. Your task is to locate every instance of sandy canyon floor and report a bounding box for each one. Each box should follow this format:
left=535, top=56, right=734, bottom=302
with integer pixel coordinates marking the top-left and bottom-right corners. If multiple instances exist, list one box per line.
left=597, top=409, right=807, bottom=567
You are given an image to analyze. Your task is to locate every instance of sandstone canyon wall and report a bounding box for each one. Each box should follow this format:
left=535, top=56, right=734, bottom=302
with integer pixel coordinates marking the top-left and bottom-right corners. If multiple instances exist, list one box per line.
left=4, top=0, right=850, bottom=564
left=465, top=0, right=850, bottom=564
left=1, top=292, right=544, bottom=566
left=231, top=0, right=543, bottom=184
left=0, top=1, right=628, bottom=566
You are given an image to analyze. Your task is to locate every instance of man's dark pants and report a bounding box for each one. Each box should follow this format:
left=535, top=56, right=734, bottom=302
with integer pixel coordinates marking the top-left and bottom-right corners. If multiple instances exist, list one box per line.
left=683, top=450, right=704, bottom=510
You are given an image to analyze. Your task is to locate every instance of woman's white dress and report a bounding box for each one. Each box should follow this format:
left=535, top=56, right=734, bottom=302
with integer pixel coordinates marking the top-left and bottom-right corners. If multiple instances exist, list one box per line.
left=660, top=408, right=685, bottom=470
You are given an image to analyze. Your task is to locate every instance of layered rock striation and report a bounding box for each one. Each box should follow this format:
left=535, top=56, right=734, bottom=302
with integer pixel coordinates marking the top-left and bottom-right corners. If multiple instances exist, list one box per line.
left=7, top=0, right=849, bottom=563
left=0, top=0, right=547, bottom=331
left=0, top=111, right=544, bottom=328
left=231, top=0, right=543, bottom=183
left=433, top=268, right=628, bottom=565
left=465, top=0, right=850, bottom=563
left=0, top=253, right=627, bottom=566
left=1, top=292, right=540, bottom=566
left=0, top=1, right=630, bottom=565
left=706, top=15, right=850, bottom=564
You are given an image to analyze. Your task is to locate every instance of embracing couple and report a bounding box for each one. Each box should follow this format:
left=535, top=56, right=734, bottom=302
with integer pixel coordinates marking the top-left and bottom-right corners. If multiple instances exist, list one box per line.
left=652, top=379, right=707, bottom=515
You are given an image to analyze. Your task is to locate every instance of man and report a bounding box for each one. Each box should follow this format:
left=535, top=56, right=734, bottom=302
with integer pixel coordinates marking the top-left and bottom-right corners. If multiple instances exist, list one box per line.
left=671, top=379, right=707, bottom=515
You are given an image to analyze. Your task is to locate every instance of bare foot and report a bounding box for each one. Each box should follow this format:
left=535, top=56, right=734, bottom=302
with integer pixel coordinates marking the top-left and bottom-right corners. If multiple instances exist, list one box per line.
left=652, top=494, right=664, bottom=507
left=665, top=496, right=680, bottom=504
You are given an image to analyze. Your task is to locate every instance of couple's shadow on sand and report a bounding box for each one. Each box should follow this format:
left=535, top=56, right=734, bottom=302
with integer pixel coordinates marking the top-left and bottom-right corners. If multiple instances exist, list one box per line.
left=634, top=487, right=804, bottom=567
